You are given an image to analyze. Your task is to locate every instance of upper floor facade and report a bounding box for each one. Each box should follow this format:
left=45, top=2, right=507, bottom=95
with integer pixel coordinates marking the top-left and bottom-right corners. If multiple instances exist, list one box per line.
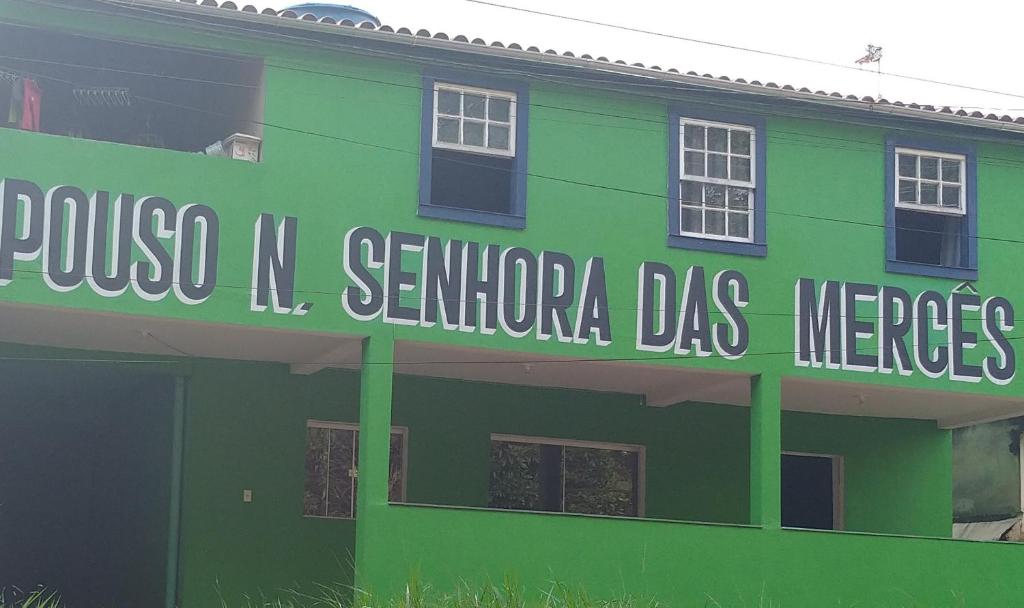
left=1, top=0, right=1024, bottom=414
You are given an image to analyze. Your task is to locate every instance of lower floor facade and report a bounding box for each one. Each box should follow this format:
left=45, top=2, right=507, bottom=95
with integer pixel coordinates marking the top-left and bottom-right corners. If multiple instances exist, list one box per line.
left=2, top=336, right=1023, bottom=607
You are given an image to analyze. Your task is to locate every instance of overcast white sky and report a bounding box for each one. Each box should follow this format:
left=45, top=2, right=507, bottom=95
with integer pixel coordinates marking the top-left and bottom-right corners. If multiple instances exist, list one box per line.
left=255, top=0, right=1024, bottom=114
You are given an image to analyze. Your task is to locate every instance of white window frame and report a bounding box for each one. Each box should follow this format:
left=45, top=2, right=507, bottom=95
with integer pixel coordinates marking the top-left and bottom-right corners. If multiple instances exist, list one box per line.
left=893, top=147, right=967, bottom=216
left=303, top=420, right=408, bottom=520
left=432, top=82, right=517, bottom=157
left=782, top=451, right=845, bottom=531
left=490, top=433, right=646, bottom=517
left=678, top=117, right=757, bottom=244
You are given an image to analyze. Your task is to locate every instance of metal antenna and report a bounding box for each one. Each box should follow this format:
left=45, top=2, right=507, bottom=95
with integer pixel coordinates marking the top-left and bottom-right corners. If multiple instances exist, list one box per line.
left=855, top=44, right=884, bottom=99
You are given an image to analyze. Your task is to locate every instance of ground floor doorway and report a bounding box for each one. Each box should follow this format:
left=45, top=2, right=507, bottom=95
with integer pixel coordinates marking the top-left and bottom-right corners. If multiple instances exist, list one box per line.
left=0, top=359, right=177, bottom=607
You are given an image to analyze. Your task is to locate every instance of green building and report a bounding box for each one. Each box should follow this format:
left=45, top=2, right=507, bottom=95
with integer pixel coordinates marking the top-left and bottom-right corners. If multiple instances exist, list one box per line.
left=2, top=1, right=1024, bottom=606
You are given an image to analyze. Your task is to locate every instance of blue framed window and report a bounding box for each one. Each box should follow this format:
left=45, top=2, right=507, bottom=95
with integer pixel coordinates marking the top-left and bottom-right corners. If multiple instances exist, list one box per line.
left=885, top=136, right=977, bottom=280
left=419, top=72, right=528, bottom=229
left=667, top=109, right=767, bottom=256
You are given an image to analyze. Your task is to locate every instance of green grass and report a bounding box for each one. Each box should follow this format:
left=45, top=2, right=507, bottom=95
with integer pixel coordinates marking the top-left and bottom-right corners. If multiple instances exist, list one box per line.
left=0, top=587, right=63, bottom=608
left=227, top=578, right=662, bottom=608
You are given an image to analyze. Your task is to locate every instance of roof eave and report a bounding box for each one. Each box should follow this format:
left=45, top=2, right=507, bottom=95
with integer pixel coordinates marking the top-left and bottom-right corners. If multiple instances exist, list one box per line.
left=78, top=0, right=1024, bottom=138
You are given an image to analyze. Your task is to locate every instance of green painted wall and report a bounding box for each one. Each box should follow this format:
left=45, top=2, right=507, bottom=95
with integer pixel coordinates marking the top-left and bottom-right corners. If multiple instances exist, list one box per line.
left=784, top=411, right=952, bottom=536
left=178, top=360, right=951, bottom=605
left=0, top=0, right=1021, bottom=398
left=0, top=3, right=1021, bottom=606
left=0, top=360, right=173, bottom=607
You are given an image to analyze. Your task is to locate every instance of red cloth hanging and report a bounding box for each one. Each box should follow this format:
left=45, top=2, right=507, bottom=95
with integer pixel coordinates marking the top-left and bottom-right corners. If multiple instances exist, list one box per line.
left=19, top=79, right=41, bottom=132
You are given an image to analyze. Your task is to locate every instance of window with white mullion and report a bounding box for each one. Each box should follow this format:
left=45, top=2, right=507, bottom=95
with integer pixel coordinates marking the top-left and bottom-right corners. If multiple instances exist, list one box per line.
left=433, top=83, right=515, bottom=157
left=895, top=147, right=965, bottom=215
left=679, top=118, right=756, bottom=242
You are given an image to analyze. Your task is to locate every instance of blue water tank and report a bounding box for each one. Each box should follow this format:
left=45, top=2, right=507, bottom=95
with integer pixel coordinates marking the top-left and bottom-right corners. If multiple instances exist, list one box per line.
left=285, top=3, right=380, bottom=25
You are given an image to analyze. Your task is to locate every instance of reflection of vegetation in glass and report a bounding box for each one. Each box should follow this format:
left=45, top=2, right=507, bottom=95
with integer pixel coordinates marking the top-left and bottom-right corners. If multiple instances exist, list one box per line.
left=303, top=425, right=405, bottom=518
left=488, top=439, right=640, bottom=516
left=489, top=441, right=543, bottom=510
left=304, top=426, right=330, bottom=517
left=563, top=447, right=638, bottom=517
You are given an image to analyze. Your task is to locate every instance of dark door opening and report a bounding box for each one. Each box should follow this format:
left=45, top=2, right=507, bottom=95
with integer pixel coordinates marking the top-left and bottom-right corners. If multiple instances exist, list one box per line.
left=0, top=360, right=177, bottom=608
left=781, top=453, right=841, bottom=530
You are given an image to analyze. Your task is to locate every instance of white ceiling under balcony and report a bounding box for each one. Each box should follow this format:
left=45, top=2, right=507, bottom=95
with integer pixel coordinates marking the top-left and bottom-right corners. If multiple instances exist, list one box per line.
left=0, top=301, right=1021, bottom=428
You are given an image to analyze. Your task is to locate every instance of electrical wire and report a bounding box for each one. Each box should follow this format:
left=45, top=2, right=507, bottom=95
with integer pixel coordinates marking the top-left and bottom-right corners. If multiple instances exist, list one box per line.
left=107, top=323, right=1024, bottom=368
left=2, top=59, right=1021, bottom=254
left=21, top=0, right=1024, bottom=121
left=0, top=267, right=1003, bottom=322
left=464, top=0, right=1024, bottom=104
left=10, top=4, right=1024, bottom=177
left=9, top=0, right=1024, bottom=158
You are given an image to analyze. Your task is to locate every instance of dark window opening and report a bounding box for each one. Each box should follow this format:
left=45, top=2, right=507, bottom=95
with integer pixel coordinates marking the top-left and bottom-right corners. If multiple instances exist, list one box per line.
left=895, top=209, right=965, bottom=268
left=0, top=24, right=264, bottom=156
left=430, top=148, right=514, bottom=214
left=488, top=438, right=641, bottom=517
left=782, top=453, right=839, bottom=530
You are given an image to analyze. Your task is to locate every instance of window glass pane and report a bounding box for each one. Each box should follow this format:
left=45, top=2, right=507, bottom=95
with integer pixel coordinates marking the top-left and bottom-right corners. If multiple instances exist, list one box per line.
left=303, top=427, right=330, bottom=517
left=487, top=124, right=510, bottom=151
left=920, top=182, right=939, bottom=205
left=705, top=185, right=726, bottom=208
left=730, top=157, right=751, bottom=182
left=942, top=185, right=961, bottom=208
left=437, top=89, right=461, bottom=115
left=681, top=180, right=701, bottom=203
left=388, top=432, right=405, bottom=502
left=683, top=124, right=705, bottom=149
left=728, top=212, right=750, bottom=239
left=898, top=154, right=917, bottom=177
left=683, top=151, right=705, bottom=176
left=463, top=120, right=485, bottom=147
left=490, top=441, right=564, bottom=512
left=489, top=97, right=511, bottom=122
left=681, top=206, right=702, bottom=233
left=898, top=179, right=917, bottom=203
left=731, top=130, right=751, bottom=155
left=436, top=117, right=460, bottom=144
left=327, top=428, right=355, bottom=518
left=728, top=187, right=750, bottom=210
left=489, top=441, right=545, bottom=511
left=920, top=157, right=939, bottom=180
left=563, top=446, right=639, bottom=517
left=464, top=93, right=486, bottom=119
left=705, top=209, right=726, bottom=235
left=707, top=153, right=728, bottom=178
left=707, top=127, right=729, bottom=152
left=942, top=159, right=961, bottom=182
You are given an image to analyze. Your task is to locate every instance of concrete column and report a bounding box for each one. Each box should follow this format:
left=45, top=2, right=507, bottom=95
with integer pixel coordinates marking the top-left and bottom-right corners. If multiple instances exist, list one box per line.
left=749, top=373, right=782, bottom=529
left=354, top=333, right=395, bottom=585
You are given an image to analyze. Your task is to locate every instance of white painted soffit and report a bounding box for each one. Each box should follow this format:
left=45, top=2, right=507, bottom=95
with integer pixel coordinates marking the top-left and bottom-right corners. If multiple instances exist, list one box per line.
left=392, top=340, right=753, bottom=407
left=0, top=301, right=364, bottom=371
left=1, top=302, right=1020, bottom=426
left=784, top=377, right=1024, bottom=429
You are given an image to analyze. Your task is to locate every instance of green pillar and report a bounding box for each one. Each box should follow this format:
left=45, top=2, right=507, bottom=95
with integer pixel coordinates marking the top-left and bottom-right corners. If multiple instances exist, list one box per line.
left=749, top=373, right=782, bottom=529
left=165, top=377, right=186, bottom=608
left=354, top=333, right=395, bottom=587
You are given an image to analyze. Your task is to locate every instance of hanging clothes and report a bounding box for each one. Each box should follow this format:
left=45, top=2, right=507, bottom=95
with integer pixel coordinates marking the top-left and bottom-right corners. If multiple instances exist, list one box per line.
left=6, top=78, right=22, bottom=126
left=18, top=78, right=41, bottom=132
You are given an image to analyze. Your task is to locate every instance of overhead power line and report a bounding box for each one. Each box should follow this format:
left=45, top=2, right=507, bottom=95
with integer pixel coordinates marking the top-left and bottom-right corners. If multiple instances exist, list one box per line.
left=464, top=0, right=1024, bottom=103
left=25, top=0, right=1024, bottom=115
left=5, top=58, right=1024, bottom=249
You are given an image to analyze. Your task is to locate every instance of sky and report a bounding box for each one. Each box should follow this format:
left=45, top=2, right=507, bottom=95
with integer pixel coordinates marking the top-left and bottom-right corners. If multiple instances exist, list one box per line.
left=255, top=0, right=1024, bottom=115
